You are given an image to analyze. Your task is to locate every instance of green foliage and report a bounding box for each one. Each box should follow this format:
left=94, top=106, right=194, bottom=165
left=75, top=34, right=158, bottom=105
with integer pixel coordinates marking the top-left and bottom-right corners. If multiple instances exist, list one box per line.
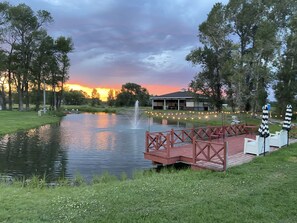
left=273, top=16, right=297, bottom=113
left=120, top=172, right=128, bottom=181
left=188, top=0, right=297, bottom=112
left=107, top=89, right=116, bottom=106
left=63, top=105, right=117, bottom=113
left=187, top=4, right=232, bottom=111
left=115, top=82, right=150, bottom=107
left=0, top=2, right=73, bottom=111
left=92, top=171, right=118, bottom=184
left=91, top=88, right=101, bottom=106
left=72, top=173, right=86, bottom=186
left=63, top=90, right=87, bottom=105
left=24, top=175, right=47, bottom=189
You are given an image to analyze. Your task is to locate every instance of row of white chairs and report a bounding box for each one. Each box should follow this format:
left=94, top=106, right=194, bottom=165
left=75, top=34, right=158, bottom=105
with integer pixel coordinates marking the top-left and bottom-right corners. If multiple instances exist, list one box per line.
left=244, top=130, right=288, bottom=156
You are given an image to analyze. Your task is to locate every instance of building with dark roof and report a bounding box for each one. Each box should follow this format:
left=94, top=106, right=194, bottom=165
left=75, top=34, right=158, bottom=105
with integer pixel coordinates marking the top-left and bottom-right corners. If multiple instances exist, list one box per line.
left=151, top=91, right=210, bottom=111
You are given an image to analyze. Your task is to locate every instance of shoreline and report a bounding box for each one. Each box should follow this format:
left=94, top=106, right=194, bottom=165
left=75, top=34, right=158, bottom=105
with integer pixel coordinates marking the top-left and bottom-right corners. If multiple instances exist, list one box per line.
left=0, top=111, right=62, bottom=136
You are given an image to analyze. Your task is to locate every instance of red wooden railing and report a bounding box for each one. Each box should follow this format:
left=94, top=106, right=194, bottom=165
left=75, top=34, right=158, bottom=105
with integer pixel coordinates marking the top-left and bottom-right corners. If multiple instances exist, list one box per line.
left=192, top=139, right=227, bottom=171
left=145, top=124, right=248, bottom=170
left=145, top=131, right=171, bottom=157
left=146, top=124, right=247, bottom=153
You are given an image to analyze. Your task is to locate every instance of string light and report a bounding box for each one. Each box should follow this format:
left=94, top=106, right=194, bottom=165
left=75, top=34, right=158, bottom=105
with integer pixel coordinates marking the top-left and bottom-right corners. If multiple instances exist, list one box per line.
left=146, top=110, right=290, bottom=122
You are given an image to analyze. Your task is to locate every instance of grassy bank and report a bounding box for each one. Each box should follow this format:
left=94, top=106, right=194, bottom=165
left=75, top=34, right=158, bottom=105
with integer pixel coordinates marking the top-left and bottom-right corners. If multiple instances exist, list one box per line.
left=0, top=111, right=61, bottom=135
left=0, top=144, right=297, bottom=222
left=63, top=105, right=118, bottom=113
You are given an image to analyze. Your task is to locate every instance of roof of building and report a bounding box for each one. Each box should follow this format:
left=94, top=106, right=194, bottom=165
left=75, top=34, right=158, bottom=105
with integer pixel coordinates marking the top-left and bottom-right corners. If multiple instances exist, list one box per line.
left=151, top=91, right=197, bottom=99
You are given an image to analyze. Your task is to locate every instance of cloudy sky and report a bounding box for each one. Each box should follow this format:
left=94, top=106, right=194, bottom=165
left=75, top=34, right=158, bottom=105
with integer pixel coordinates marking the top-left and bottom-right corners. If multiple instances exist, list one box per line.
left=10, top=0, right=229, bottom=95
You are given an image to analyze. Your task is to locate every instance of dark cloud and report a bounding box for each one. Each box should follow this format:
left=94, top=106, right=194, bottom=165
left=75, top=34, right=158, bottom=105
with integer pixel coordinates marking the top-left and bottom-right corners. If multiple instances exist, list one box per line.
left=9, top=0, right=229, bottom=93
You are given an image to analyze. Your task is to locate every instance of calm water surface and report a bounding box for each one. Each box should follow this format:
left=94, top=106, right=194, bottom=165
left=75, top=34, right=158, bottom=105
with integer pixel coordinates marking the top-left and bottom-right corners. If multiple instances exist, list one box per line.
left=0, top=113, right=194, bottom=181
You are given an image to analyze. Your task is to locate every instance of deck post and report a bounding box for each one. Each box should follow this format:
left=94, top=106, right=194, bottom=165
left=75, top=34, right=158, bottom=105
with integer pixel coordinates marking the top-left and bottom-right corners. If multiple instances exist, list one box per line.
left=223, top=141, right=228, bottom=171
left=171, top=129, right=174, bottom=148
left=166, top=133, right=170, bottom=157
left=145, top=131, right=149, bottom=152
left=207, top=142, right=210, bottom=161
left=192, top=137, right=196, bottom=163
left=156, top=135, right=159, bottom=150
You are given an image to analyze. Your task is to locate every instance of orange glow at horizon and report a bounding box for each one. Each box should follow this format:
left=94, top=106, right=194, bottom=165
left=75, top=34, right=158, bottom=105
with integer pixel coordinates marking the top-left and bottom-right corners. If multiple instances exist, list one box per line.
left=145, top=84, right=184, bottom=96
left=66, top=83, right=186, bottom=101
left=65, top=84, right=114, bottom=101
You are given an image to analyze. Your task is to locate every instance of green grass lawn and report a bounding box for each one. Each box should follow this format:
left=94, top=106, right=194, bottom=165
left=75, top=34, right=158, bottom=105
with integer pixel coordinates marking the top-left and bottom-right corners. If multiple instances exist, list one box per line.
left=0, top=144, right=297, bottom=222
left=0, top=111, right=61, bottom=135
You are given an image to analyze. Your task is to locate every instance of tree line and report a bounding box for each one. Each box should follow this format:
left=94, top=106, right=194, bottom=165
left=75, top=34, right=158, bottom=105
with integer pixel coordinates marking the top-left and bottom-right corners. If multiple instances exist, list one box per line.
left=0, top=2, right=73, bottom=111
left=187, top=0, right=297, bottom=114
left=61, top=83, right=150, bottom=107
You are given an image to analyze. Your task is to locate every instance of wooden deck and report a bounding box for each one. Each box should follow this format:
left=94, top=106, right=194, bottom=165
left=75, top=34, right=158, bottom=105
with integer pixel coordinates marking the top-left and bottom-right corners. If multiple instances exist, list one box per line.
left=144, top=124, right=293, bottom=171
left=144, top=134, right=257, bottom=171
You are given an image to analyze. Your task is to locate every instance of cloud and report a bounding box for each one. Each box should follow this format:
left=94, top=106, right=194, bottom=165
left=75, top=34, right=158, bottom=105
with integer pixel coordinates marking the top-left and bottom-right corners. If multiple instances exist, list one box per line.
left=9, top=0, right=229, bottom=94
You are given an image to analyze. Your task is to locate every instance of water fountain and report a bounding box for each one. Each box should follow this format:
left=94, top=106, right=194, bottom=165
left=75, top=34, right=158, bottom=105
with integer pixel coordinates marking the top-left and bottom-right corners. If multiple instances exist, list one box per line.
left=132, top=100, right=140, bottom=129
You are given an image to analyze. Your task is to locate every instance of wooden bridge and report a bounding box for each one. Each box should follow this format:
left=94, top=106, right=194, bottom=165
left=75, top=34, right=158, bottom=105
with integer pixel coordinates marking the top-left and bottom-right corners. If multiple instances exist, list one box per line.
left=144, top=124, right=257, bottom=171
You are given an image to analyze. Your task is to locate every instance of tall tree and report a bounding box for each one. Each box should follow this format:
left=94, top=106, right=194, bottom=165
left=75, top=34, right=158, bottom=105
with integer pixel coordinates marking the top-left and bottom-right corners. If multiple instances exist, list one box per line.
left=54, top=36, right=73, bottom=109
left=6, top=3, right=52, bottom=111
left=0, top=2, right=74, bottom=111
left=31, top=32, right=55, bottom=111
left=0, top=2, right=14, bottom=110
left=91, top=88, right=100, bottom=106
left=188, top=0, right=290, bottom=112
left=107, top=89, right=115, bottom=106
left=0, top=50, right=7, bottom=109
left=273, top=15, right=297, bottom=113
left=226, top=0, right=280, bottom=111
left=186, top=3, right=232, bottom=111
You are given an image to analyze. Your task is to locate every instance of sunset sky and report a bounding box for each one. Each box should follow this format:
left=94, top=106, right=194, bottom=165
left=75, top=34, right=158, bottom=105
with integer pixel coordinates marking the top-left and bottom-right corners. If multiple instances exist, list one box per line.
left=10, top=0, right=229, bottom=96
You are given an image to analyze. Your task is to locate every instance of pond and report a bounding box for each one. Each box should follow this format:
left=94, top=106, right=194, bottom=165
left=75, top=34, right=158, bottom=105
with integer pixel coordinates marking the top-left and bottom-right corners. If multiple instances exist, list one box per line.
left=0, top=112, right=195, bottom=181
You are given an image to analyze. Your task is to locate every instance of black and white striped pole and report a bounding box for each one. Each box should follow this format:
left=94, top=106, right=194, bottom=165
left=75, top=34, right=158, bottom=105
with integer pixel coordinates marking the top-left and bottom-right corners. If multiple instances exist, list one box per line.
left=282, top=104, right=292, bottom=147
left=258, top=105, right=270, bottom=156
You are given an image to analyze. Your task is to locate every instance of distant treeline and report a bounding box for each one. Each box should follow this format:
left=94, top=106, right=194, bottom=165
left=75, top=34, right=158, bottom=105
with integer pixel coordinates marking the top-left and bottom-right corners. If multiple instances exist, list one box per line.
left=64, top=82, right=151, bottom=107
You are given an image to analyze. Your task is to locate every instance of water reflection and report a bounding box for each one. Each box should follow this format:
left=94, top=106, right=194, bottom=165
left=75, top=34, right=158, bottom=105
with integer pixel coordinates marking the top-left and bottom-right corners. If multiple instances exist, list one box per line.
left=0, top=113, right=188, bottom=181
left=0, top=124, right=67, bottom=180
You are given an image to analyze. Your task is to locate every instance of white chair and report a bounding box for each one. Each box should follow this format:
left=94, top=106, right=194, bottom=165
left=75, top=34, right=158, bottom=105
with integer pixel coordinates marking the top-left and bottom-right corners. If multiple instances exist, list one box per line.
left=270, top=130, right=287, bottom=148
left=231, top=116, right=240, bottom=125
left=244, top=136, right=270, bottom=156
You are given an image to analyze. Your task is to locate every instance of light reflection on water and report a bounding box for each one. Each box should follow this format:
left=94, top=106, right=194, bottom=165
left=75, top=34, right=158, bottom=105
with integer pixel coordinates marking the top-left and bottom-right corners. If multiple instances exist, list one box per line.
left=0, top=113, right=194, bottom=181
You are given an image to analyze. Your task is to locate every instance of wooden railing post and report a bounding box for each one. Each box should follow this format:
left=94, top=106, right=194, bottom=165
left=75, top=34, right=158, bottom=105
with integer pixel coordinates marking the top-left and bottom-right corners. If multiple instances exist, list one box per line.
left=166, top=133, right=170, bottom=157
left=207, top=142, right=210, bottom=161
left=192, top=137, right=196, bottom=163
left=171, top=129, right=174, bottom=148
left=145, top=131, right=149, bottom=152
left=224, top=141, right=228, bottom=171
left=156, top=135, right=160, bottom=150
